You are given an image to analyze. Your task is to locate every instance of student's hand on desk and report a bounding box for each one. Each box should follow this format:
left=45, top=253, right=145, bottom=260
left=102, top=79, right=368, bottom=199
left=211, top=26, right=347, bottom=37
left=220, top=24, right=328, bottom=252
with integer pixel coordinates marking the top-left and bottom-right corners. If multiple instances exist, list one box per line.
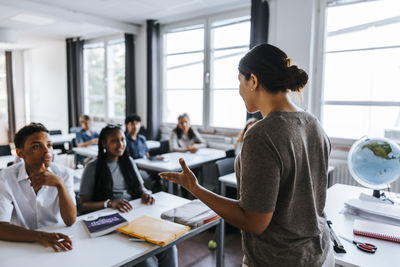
left=37, top=231, right=72, bottom=252
left=187, top=142, right=198, bottom=153
left=159, top=158, right=199, bottom=192
left=141, top=192, right=155, bottom=205
left=28, top=164, right=63, bottom=192
left=91, top=138, right=99, bottom=145
left=110, top=199, right=132, bottom=213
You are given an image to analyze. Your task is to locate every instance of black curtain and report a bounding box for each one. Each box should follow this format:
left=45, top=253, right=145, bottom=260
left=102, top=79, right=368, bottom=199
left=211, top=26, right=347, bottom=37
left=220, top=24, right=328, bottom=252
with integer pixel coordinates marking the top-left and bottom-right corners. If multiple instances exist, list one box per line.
left=146, top=20, right=161, bottom=140
left=66, top=38, right=84, bottom=130
left=5, top=51, right=16, bottom=142
left=248, top=0, right=270, bottom=120
left=125, top=33, right=136, bottom=115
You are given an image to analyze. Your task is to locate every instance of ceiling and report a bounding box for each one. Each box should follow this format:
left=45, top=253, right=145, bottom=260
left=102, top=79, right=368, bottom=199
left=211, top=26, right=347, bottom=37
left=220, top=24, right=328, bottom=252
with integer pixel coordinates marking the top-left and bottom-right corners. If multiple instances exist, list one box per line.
left=0, top=0, right=249, bottom=50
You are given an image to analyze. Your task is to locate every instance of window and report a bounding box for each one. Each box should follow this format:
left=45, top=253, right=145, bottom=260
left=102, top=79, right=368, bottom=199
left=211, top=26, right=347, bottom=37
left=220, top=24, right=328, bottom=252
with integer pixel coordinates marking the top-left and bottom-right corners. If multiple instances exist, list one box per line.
left=83, top=38, right=125, bottom=120
left=321, top=0, right=400, bottom=139
left=162, top=12, right=250, bottom=130
left=0, top=52, right=8, bottom=144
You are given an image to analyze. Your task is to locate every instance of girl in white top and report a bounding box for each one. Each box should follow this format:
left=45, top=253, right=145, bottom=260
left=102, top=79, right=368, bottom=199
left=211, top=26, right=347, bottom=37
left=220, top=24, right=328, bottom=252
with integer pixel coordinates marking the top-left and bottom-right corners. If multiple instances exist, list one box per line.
left=169, top=113, right=207, bottom=153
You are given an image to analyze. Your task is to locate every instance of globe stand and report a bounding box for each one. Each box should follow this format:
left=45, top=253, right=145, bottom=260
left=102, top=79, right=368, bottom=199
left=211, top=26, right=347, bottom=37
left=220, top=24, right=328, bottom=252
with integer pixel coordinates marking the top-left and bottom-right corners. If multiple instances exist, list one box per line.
left=372, top=189, right=394, bottom=204
left=372, top=190, right=381, bottom=198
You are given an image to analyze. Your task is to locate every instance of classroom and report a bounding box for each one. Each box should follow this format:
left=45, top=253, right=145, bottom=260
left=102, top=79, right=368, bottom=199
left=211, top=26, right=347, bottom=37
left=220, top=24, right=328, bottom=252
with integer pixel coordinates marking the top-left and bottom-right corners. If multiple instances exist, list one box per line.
left=0, top=0, right=400, bottom=266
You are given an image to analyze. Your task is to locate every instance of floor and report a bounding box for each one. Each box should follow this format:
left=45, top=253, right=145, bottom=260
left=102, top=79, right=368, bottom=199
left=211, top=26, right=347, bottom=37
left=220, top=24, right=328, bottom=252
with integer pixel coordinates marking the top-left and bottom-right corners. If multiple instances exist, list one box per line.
left=177, top=226, right=243, bottom=267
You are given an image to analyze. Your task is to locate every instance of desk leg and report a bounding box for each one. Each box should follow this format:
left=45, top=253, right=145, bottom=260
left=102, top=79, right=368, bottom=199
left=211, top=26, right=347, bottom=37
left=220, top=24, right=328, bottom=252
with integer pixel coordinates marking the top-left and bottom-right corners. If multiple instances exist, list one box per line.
left=216, top=219, right=225, bottom=267
left=220, top=182, right=226, bottom=197
left=168, top=181, right=173, bottom=194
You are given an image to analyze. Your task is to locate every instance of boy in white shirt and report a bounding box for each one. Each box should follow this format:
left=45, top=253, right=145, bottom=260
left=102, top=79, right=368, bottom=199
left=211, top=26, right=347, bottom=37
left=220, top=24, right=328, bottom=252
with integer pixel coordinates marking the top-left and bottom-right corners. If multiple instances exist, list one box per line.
left=0, top=123, right=76, bottom=252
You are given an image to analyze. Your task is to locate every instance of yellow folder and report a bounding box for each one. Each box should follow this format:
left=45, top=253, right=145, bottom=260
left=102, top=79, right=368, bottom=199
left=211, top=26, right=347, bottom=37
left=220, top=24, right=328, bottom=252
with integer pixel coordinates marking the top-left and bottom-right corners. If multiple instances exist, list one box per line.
left=117, top=215, right=190, bottom=246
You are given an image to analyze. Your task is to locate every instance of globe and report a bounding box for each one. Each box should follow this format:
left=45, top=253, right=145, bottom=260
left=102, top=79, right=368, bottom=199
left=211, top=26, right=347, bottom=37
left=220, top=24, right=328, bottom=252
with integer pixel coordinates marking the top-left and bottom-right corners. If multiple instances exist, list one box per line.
left=348, top=137, right=400, bottom=190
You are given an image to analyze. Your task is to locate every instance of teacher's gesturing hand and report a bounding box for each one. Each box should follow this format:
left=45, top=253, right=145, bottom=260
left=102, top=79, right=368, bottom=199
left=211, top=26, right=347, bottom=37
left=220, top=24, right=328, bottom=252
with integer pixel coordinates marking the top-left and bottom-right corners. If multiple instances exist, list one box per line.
left=159, top=158, right=199, bottom=192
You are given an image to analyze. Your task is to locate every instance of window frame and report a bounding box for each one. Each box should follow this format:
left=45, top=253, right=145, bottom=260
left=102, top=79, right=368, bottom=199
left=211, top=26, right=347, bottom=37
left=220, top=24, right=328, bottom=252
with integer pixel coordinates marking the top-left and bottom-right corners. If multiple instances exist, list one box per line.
left=160, top=8, right=251, bottom=133
left=313, top=0, right=400, bottom=144
left=83, top=34, right=125, bottom=122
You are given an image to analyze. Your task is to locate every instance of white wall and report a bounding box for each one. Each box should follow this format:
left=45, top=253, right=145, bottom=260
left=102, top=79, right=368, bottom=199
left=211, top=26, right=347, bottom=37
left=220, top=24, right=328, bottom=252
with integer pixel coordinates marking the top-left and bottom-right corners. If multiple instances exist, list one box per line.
left=268, top=0, right=319, bottom=111
left=24, top=40, right=69, bottom=134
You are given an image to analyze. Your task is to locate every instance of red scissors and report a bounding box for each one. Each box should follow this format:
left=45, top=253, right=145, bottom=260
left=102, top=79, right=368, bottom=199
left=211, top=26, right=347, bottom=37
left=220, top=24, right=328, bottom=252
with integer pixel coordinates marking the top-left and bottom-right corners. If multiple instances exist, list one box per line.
left=339, top=235, right=377, bottom=254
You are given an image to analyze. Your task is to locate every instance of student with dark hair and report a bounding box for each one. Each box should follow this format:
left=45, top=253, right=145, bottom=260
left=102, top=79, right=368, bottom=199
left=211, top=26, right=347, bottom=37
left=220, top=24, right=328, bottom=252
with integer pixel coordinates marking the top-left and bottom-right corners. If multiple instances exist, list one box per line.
left=169, top=113, right=206, bottom=153
left=0, top=123, right=76, bottom=252
left=160, top=44, right=334, bottom=267
left=79, top=124, right=177, bottom=267
left=125, top=114, right=149, bottom=159
left=76, top=114, right=99, bottom=147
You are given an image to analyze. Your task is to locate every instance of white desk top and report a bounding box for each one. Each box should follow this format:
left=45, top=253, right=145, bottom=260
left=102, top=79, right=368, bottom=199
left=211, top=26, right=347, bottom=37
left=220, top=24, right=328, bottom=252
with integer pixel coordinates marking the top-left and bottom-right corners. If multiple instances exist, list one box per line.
left=325, top=184, right=400, bottom=267
left=0, top=192, right=191, bottom=267
left=218, top=172, right=236, bottom=187
left=50, top=133, right=76, bottom=145
left=0, top=155, right=16, bottom=170
left=135, top=148, right=226, bottom=172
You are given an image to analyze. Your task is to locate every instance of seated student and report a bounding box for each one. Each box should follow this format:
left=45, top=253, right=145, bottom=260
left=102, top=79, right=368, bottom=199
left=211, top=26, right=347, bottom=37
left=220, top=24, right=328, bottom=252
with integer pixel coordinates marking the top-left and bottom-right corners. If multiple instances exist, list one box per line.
left=234, top=117, right=259, bottom=155
left=79, top=124, right=177, bottom=267
left=76, top=115, right=99, bottom=147
left=125, top=114, right=149, bottom=159
left=0, top=123, right=77, bottom=252
left=169, top=113, right=207, bottom=153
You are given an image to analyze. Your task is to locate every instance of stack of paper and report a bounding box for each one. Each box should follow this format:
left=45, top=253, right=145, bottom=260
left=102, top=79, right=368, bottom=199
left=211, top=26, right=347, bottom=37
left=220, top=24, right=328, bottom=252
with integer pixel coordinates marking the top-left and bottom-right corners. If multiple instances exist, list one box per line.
left=117, top=215, right=190, bottom=246
left=344, top=197, right=400, bottom=226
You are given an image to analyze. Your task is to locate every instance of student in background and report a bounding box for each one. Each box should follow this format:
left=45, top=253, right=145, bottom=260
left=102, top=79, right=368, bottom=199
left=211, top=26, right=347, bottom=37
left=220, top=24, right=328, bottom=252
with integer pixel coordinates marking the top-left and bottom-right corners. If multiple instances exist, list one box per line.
left=169, top=113, right=207, bottom=153
left=234, top=117, right=259, bottom=155
left=125, top=114, right=149, bottom=159
left=160, top=44, right=334, bottom=267
left=79, top=124, right=177, bottom=267
left=0, top=123, right=76, bottom=252
left=76, top=115, right=99, bottom=147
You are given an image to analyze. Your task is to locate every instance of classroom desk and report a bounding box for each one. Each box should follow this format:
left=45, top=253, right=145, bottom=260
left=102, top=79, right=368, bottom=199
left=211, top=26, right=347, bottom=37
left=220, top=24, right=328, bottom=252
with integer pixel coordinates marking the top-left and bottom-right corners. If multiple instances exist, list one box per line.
left=219, top=166, right=335, bottom=196
left=135, top=148, right=227, bottom=193
left=0, top=192, right=224, bottom=267
left=325, top=184, right=400, bottom=267
left=51, top=133, right=76, bottom=146
left=72, top=141, right=161, bottom=158
left=0, top=155, right=16, bottom=170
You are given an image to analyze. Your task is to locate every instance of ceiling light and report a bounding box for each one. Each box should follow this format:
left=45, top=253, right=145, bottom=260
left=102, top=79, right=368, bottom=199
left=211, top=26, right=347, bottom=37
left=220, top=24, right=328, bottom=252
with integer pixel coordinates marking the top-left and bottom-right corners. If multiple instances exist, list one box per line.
left=10, top=13, right=55, bottom=25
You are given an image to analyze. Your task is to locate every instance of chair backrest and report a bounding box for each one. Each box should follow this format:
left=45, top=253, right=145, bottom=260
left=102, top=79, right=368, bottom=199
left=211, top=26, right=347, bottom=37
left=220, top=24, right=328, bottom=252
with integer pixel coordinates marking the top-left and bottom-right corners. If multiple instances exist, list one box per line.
left=215, top=157, right=235, bottom=177
left=0, top=145, right=11, bottom=156
left=49, top=129, right=62, bottom=135
left=159, top=139, right=169, bottom=154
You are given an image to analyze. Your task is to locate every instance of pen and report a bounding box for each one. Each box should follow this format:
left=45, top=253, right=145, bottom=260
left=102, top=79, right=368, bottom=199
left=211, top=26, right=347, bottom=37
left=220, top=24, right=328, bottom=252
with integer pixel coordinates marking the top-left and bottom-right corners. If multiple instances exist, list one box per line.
left=128, top=237, right=145, bottom=242
left=57, top=235, right=73, bottom=242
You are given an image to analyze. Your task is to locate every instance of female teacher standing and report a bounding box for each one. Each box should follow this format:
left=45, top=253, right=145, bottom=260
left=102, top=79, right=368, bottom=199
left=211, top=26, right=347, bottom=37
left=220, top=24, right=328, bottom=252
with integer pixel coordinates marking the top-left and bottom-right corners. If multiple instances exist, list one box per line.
left=160, top=44, right=333, bottom=267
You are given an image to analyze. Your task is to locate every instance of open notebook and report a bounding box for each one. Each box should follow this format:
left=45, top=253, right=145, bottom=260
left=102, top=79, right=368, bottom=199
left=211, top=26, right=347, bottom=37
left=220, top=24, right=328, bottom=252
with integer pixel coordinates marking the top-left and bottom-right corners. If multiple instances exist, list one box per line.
left=353, top=219, right=400, bottom=243
left=117, top=215, right=190, bottom=246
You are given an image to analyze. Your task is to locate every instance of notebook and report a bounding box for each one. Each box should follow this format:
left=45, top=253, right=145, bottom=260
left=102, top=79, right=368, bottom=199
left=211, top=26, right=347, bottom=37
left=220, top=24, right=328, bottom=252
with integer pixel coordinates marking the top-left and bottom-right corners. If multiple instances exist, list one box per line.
left=161, top=199, right=219, bottom=228
left=117, top=215, right=190, bottom=246
left=353, top=219, right=400, bottom=243
left=82, top=213, right=128, bottom=238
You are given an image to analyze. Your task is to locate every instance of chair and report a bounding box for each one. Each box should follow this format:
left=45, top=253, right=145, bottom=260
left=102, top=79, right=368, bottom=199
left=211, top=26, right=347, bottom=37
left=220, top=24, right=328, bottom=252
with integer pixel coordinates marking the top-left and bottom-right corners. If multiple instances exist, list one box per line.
left=0, top=145, right=12, bottom=156
left=149, top=139, right=169, bottom=156
left=159, top=139, right=169, bottom=154
left=49, top=129, right=62, bottom=135
left=215, top=157, right=235, bottom=178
